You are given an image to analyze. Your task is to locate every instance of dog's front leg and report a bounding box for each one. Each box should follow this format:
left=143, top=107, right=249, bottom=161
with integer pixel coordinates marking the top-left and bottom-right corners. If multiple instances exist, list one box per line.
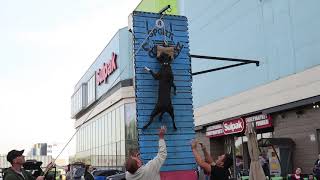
left=144, top=66, right=159, bottom=80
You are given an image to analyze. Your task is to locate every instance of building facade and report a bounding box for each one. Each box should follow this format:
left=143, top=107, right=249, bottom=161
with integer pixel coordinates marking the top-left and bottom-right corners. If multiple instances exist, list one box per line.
left=71, top=0, right=320, bottom=175
left=71, top=27, right=137, bottom=169
left=180, top=0, right=320, bottom=176
left=29, top=143, right=48, bottom=156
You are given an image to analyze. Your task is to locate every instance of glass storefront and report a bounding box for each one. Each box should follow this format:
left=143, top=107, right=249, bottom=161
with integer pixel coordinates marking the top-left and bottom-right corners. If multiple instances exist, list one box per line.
left=74, top=103, right=137, bottom=169
left=234, top=132, right=273, bottom=177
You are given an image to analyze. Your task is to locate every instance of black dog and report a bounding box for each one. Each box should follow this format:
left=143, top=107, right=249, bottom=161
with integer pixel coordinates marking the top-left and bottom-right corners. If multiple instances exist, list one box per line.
left=143, top=45, right=177, bottom=130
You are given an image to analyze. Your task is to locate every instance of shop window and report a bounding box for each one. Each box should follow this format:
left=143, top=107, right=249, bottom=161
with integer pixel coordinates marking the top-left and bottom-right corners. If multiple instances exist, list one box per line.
left=233, top=131, right=274, bottom=176
left=98, top=118, right=101, bottom=147
left=108, top=112, right=112, bottom=145
left=112, top=110, right=116, bottom=144
left=262, top=132, right=273, bottom=138
left=120, top=105, right=125, bottom=141
left=104, top=114, right=108, bottom=146
left=95, top=121, right=98, bottom=148
left=116, top=107, right=121, bottom=142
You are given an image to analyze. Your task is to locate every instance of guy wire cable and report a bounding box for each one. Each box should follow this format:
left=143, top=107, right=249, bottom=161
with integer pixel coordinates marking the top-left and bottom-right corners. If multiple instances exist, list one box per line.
left=51, top=12, right=168, bottom=166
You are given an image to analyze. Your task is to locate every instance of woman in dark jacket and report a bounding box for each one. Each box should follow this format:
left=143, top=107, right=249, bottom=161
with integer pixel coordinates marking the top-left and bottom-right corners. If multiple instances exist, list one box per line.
left=84, top=165, right=94, bottom=180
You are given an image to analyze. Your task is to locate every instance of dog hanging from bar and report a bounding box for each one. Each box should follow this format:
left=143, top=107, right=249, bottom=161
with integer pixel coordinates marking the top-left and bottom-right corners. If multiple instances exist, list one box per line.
left=143, top=45, right=177, bottom=130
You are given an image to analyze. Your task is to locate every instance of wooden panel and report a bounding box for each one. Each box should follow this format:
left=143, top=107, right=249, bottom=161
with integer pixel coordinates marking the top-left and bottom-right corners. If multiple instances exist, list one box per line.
left=133, top=11, right=196, bottom=172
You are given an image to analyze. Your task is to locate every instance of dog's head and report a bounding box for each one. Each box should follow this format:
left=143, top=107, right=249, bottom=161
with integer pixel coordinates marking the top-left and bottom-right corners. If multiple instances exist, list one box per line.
left=156, top=45, right=174, bottom=65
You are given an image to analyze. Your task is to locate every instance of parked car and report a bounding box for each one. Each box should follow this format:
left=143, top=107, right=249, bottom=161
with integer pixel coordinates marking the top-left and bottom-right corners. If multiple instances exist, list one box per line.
left=93, top=169, right=124, bottom=180
left=68, top=162, right=86, bottom=180
left=106, top=172, right=125, bottom=180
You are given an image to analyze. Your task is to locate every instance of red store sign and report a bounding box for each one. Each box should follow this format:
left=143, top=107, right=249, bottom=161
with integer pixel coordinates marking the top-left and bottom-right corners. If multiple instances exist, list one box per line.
left=96, top=52, right=118, bottom=85
left=223, top=118, right=245, bottom=135
left=244, top=114, right=272, bottom=129
left=206, top=114, right=272, bottom=138
left=206, top=124, right=224, bottom=138
left=206, top=118, right=245, bottom=138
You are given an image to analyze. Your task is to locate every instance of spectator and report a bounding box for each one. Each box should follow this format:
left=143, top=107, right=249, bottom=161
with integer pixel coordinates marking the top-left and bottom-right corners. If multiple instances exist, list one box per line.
left=125, top=126, right=167, bottom=180
left=4, top=149, right=53, bottom=180
left=235, top=155, right=244, bottom=177
left=45, top=172, right=55, bottom=180
left=259, top=153, right=270, bottom=177
left=290, top=167, right=303, bottom=180
left=65, top=164, right=71, bottom=180
left=191, top=140, right=233, bottom=180
left=308, top=174, right=315, bottom=180
left=83, top=165, right=94, bottom=180
left=314, top=154, right=320, bottom=180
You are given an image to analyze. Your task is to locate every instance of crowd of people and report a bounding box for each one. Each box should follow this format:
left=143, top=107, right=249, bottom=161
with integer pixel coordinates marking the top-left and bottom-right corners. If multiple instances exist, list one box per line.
left=123, top=126, right=320, bottom=180
left=124, top=126, right=233, bottom=180
left=3, top=127, right=320, bottom=180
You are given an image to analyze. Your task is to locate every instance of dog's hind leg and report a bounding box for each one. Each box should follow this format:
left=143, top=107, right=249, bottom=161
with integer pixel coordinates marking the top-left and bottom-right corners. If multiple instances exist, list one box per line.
left=159, top=112, right=165, bottom=122
left=143, top=106, right=160, bottom=129
left=167, top=105, right=177, bottom=130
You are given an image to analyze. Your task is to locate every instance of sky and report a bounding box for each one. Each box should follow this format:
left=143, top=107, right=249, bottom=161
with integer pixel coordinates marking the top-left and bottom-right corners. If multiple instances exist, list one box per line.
left=0, top=0, right=141, bottom=157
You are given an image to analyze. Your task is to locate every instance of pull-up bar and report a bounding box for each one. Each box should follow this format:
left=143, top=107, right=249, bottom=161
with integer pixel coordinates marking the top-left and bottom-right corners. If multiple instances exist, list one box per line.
left=190, top=54, right=260, bottom=76
left=159, top=5, right=171, bottom=14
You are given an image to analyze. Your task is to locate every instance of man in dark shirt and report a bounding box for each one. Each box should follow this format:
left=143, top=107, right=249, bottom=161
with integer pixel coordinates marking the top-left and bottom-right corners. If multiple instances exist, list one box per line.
left=191, top=140, right=233, bottom=180
left=4, top=149, right=53, bottom=180
left=314, top=154, right=320, bottom=180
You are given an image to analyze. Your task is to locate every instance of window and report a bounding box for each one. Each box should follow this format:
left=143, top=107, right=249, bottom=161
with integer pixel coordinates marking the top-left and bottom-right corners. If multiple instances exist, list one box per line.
left=121, top=140, right=125, bottom=156
left=91, top=122, right=94, bottom=152
left=116, top=108, right=121, bottom=142
left=97, top=118, right=101, bottom=148
left=112, top=110, right=116, bottom=144
left=76, top=132, right=79, bottom=153
left=71, top=84, right=87, bottom=117
left=87, top=75, right=96, bottom=105
left=88, top=122, right=91, bottom=151
left=120, top=105, right=125, bottom=141
left=95, top=120, right=99, bottom=148
left=104, top=114, right=108, bottom=146
left=108, top=112, right=112, bottom=144
left=85, top=125, right=88, bottom=151
left=101, top=116, right=105, bottom=147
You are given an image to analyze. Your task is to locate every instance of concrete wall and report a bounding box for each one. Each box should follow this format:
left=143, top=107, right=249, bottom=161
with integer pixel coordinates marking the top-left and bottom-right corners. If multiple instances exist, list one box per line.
left=273, top=106, right=320, bottom=173
left=194, top=65, right=320, bottom=126
left=179, top=0, right=320, bottom=108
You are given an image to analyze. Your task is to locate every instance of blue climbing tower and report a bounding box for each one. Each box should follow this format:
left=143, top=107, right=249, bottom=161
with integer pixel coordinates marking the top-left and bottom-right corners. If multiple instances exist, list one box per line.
left=132, top=11, right=197, bottom=179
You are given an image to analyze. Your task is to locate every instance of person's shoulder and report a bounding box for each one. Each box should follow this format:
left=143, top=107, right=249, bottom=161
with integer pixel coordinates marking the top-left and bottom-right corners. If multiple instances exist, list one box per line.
left=3, top=173, right=17, bottom=180
left=3, top=168, right=16, bottom=178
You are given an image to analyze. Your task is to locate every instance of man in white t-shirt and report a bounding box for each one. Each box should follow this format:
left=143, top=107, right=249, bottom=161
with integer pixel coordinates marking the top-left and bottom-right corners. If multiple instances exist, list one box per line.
left=125, top=126, right=167, bottom=180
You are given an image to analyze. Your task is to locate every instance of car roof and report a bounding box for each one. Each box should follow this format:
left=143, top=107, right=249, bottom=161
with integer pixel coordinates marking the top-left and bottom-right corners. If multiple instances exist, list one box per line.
left=93, top=169, right=123, bottom=176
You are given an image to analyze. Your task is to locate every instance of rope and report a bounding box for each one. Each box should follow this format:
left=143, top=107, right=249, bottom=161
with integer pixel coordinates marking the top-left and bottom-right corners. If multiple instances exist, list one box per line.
left=163, top=18, right=167, bottom=45
left=52, top=12, right=168, bottom=165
